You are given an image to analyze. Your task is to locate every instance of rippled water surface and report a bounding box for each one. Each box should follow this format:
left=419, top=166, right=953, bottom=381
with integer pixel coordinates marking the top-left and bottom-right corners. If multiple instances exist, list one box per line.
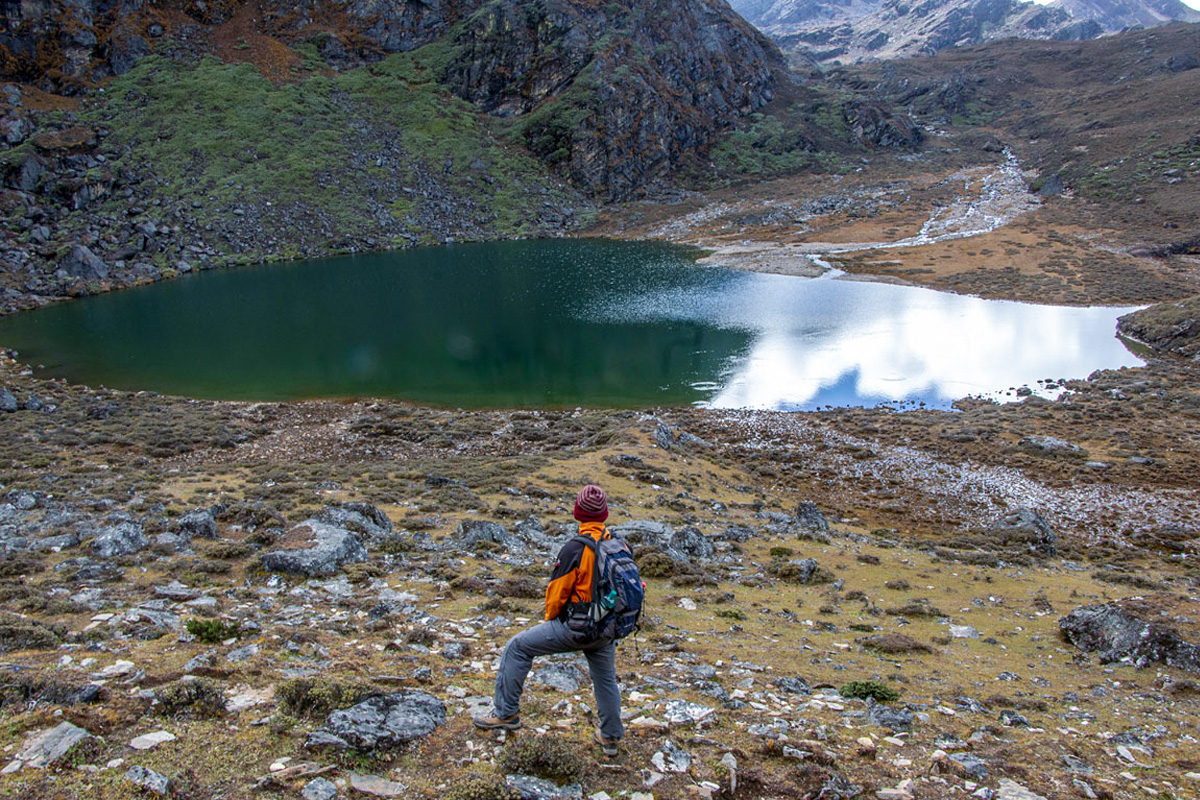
left=0, top=239, right=1144, bottom=410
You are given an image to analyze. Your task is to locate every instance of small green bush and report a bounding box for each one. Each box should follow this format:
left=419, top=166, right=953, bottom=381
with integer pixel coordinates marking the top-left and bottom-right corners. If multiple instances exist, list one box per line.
left=276, top=677, right=373, bottom=719
left=185, top=618, right=240, bottom=644
left=155, top=678, right=227, bottom=717
left=637, top=551, right=676, bottom=578
left=714, top=609, right=745, bottom=621
left=444, top=771, right=514, bottom=800
left=840, top=680, right=900, bottom=703
left=498, top=735, right=582, bottom=782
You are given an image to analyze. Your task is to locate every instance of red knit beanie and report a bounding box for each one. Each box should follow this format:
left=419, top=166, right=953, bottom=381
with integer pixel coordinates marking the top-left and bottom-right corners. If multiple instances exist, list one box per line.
left=573, top=484, right=608, bottom=522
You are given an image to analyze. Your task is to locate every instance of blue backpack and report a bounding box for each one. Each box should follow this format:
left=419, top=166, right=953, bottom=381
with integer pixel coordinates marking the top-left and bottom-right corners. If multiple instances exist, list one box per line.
left=576, top=532, right=644, bottom=642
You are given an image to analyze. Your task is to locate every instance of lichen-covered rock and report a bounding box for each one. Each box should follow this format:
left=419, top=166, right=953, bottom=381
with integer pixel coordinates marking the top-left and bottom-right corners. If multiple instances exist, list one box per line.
left=982, top=507, right=1057, bottom=556
left=453, top=519, right=520, bottom=551
left=91, top=517, right=147, bottom=558
left=1059, top=600, right=1200, bottom=671
left=174, top=508, right=218, bottom=540
left=306, top=691, right=447, bottom=750
left=314, top=502, right=392, bottom=541
left=260, top=520, right=368, bottom=577
left=14, top=721, right=92, bottom=769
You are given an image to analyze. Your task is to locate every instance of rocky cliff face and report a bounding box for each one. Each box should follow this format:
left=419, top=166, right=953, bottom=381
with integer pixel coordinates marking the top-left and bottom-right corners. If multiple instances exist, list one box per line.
left=1052, top=0, right=1200, bottom=30
left=0, top=0, right=784, bottom=200
left=767, top=0, right=1103, bottom=65
left=735, top=0, right=1200, bottom=67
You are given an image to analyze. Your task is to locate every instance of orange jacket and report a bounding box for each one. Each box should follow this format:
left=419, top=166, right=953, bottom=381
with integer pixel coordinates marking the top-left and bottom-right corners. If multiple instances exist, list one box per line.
left=544, top=521, right=609, bottom=621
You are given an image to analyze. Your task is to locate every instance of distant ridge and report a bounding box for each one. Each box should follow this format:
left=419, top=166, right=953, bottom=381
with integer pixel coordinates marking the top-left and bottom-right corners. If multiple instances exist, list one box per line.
left=730, top=0, right=1200, bottom=65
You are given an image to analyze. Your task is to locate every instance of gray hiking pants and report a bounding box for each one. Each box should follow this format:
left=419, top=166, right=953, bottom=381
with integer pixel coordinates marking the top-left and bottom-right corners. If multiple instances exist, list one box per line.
left=493, top=619, right=623, bottom=740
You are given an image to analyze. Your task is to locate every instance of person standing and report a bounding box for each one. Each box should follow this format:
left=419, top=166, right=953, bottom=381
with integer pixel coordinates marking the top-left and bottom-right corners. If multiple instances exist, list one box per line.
left=473, top=484, right=623, bottom=757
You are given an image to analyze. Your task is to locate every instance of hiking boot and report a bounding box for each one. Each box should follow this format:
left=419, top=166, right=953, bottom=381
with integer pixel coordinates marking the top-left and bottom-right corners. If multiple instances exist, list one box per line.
left=472, top=711, right=520, bottom=731
left=594, top=729, right=619, bottom=757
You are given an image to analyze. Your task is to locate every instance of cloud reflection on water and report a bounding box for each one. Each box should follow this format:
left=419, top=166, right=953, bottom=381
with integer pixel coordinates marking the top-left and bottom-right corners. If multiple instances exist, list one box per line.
left=609, top=270, right=1144, bottom=411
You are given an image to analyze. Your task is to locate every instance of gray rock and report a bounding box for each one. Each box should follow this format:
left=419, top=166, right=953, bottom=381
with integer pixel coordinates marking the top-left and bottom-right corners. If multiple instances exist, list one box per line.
left=772, top=676, right=811, bottom=695
left=302, top=777, right=339, bottom=800
left=125, top=765, right=172, bottom=796
left=154, top=581, right=199, bottom=601
left=107, top=32, right=149, bottom=75
left=670, top=526, right=715, bottom=558
left=6, top=489, right=40, bottom=510
left=1037, top=174, right=1066, bottom=197
left=0, top=388, right=16, bottom=413
left=226, top=643, right=260, bottom=663
left=1059, top=602, right=1200, bottom=671
left=307, top=691, right=446, bottom=750
left=867, top=701, right=914, bottom=732
left=154, top=532, right=184, bottom=553
left=996, top=779, right=1047, bottom=800
left=260, top=520, right=368, bottom=577
left=314, top=503, right=392, bottom=541
left=982, top=507, right=1057, bottom=556
left=514, top=516, right=553, bottom=549
left=453, top=519, right=519, bottom=551
left=505, top=774, right=583, bottom=800
left=1166, top=53, right=1199, bottom=73
left=794, top=501, right=830, bottom=532
left=174, top=508, right=217, bottom=540
left=1018, top=435, right=1086, bottom=459
left=1000, top=709, right=1029, bottom=727
left=442, top=642, right=465, bottom=661
left=530, top=662, right=584, bottom=693
left=31, top=532, right=80, bottom=551
left=348, top=773, right=406, bottom=797
left=949, top=752, right=989, bottom=779
left=15, top=721, right=92, bottom=768
left=91, top=519, right=147, bottom=558
left=60, top=244, right=108, bottom=281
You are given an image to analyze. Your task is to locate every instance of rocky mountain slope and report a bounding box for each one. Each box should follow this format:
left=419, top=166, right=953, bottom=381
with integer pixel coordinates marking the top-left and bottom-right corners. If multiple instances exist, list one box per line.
left=732, top=0, right=1200, bottom=66
left=0, top=0, right=823, bottom=311
left=1053, top=0, right=1200, bottom=30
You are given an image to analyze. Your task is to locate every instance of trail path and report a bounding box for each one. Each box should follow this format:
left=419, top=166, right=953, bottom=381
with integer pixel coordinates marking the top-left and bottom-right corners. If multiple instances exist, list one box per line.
left=692, top=153, right=1040, bottom=276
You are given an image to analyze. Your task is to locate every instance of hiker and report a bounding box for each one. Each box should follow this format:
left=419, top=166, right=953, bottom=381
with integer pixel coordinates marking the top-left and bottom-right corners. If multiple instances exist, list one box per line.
left=474, top=484, right=625, bottom=756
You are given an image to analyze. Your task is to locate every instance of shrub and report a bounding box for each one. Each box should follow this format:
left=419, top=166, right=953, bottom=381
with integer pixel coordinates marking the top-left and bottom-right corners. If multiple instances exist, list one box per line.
left=497, top=577, right=542, bottom=599
left=155, top=678, right=227, bottom=717
left=840, top=680, right=900, bottom=703
left=277, top=677, right=373, bottom=719
left=204, top=541, right=253, bottom=559
left=185, top=618, right=240, bottom=644
left=498, top=735, right=582, bottom=782
left=0, top=614, right=64, bottom=653
left=445, top=772, right=514, bottom=800
left=344, top=562, right=384, bottom=584
left=638, top=551, right=676, bottom=578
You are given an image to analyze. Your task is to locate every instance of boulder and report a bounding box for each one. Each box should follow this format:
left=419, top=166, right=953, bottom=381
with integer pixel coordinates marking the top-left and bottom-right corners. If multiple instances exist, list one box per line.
left=0, top=388, right=17, bottom=413
left=506, top=774, right=583, bottom=800
left=59, top=244, right=108, bottom=281
left=866, top=701, right=914, bottom=732
left=260, top=520, right=368, bottom=577
left=982, top=507, right=1056, bottom=556
left=794, top=501, right=830, bottom=532
left=314, top=502, right=392, bottom=541
left=1059, top=600, right=1200, bottom=671
left=1037, top=174, right=1067, bottom=197
left=174, top=508, right=218, bottom=540
left=15, top=721, right=92, bottom=768
left=1018, top=435, right=1086, bottom=459
left=125, top=765, right=172, bottom=796
left=91, top=517, right=148, bottom=558
left=307, top=691, right=446, bottom=750
left=1166, top=53, right=1199, bottom=73
left=453, top=519, right=520, bottom=551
